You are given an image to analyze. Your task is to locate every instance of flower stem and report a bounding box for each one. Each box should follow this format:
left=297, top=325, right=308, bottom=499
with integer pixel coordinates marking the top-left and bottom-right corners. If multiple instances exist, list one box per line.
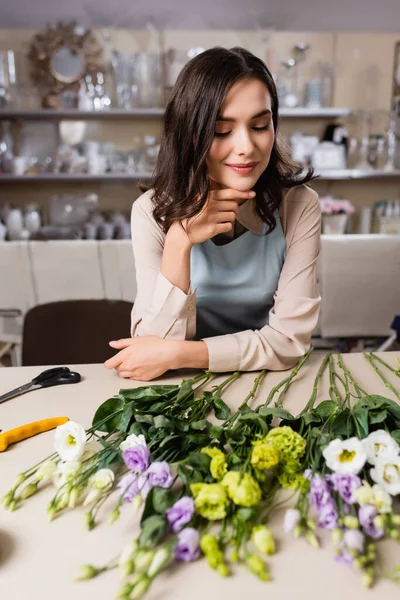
left=212, top=371, right=241, bottom=396
left=337, top=353, right=370, bottom=402
left=364, top=353, right=400, bottom=402
left=298, top=352, right=330, bottom=416
left=239, top=370, right=267, bottom=410
left=328, top=354, right=343, bottom=405
left=275, top=348, right=314, bottom=408
left=368, top=352, right=400, bottom=379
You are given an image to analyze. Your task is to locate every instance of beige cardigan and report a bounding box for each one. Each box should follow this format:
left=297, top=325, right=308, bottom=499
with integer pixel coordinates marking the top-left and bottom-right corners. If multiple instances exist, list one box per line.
left=130, top=184, right=321, bottom=372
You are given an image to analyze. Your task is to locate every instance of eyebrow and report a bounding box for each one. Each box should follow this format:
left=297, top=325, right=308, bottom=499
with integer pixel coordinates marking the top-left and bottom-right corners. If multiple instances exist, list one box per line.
left=216, top=109, right=272, bottom=122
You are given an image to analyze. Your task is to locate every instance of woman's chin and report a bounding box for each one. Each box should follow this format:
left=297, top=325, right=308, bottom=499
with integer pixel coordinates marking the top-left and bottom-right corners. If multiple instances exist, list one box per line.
left=220, top=175, right=258, bottom=192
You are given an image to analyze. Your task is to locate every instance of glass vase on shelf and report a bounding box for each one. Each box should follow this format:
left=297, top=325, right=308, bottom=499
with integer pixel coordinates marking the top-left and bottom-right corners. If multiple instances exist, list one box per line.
left=322, top=213, right=348, bottom=235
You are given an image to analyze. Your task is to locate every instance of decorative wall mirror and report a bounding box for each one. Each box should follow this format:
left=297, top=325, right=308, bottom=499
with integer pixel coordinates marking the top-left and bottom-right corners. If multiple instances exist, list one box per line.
left=28, top=21, right=104, bottom=108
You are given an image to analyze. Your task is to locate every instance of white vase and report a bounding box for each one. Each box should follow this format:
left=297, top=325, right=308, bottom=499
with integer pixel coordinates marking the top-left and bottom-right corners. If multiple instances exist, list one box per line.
left=322, top=213, right=348, bottom=235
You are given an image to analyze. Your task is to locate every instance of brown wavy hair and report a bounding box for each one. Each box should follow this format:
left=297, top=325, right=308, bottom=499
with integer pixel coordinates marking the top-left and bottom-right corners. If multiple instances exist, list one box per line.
left=147, top=46, right=315, bottom=234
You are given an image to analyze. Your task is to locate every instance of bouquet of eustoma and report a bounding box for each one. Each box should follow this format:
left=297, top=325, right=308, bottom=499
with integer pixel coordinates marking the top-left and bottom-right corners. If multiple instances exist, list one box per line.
left=2, top=350, right=400, bottom=599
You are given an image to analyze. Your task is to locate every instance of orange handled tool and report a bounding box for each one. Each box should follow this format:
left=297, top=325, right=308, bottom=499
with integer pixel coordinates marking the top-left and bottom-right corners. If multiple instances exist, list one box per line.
left=0, top=416, right=69, bottom=451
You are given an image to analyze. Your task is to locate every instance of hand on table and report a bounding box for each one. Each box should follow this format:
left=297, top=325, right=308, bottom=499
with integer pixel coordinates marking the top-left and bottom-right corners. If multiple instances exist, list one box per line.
left=104, top=336, right=180, bottom=381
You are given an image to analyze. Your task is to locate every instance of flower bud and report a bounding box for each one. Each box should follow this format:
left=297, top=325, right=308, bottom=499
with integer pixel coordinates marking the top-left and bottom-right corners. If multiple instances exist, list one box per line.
left=109, top=508, right=121, bottom=525
left=123, top=559, right=136, bottom=577
left=391, top=515, right=400, bottom=526
left=246, top=554, right=269, bottom=581
left=343, top=516, right=359, bottom=530
left=361, top=571, right=374, bottom=588
left=131, top=495, right=143, bottom=513
left=305, top=530, right=319, bottom=549
left=13, top=473, right=26, bottom=489
left=148, top=547, right=170, bottom=578
left=9, top=499, right=18, bottom=512
left=230, top=549, right=239, bottom=563
left=306, top=519, right=316, bottom=530
left=2, top=490, right=14, bottom=508
left=216, top=563, right=230, bottom=577
left=251, top=525, right=275, bottom=556
left=331, top=528, right=343, bottom=545
left=47, top=505, right=58, bottom=522
left=390, top=530, right=400, bottom=540
left=20, top=482, right=38, bottom=500
left=84, top=511, right=95, bottom=531
left=75, top=564, right=99, bottom=580
left=373, top=515, right=385, bottom=530
left=116, top=583, right=134, bottom=598
left=134, top=550, right=154, bottom=572
left=130, top=577, right=150, bottom=599
left=293, top=525, right=303, bottom=538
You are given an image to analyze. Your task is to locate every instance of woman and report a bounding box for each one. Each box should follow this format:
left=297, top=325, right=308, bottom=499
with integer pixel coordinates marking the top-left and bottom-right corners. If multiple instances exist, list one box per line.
left=105, top=46, right=321, bottom=381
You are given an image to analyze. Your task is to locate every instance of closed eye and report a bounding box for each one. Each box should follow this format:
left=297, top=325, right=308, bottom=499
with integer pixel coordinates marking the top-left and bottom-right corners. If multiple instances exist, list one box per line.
left=214, top=124, right=270, bottom=138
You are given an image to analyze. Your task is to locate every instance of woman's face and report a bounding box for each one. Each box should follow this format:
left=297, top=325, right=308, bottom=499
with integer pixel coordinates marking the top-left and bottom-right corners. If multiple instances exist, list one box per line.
left=206, top=78, right=275, bottom=193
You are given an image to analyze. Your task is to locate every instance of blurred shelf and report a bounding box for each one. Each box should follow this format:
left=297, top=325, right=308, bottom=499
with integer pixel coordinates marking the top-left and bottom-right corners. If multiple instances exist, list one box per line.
left=2, top=168, right=399, bottom=184
left=0, top=173, right=153, bottom=182
left=0, top=108, right=165, bottom=120
left=0, top=107, right=350, bottom=120
left=279, top=107, right=350, bottom=118
left=316, top=169, right=400, bottom=180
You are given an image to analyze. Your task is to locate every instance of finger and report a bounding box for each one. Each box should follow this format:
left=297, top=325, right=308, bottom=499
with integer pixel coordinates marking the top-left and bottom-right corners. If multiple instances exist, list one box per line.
left=119, top=371, right=135, bottom=379
left=216, top=211, right=237, bottom=223
left=214, top=222, right=233, bottom=235
left=104, top=350, right=125, bottom=370
left=211, top=200, right=240, bottom=213
left=210, top=189, right=256, bottom=201
left=109, top=338, right=133, bottom=348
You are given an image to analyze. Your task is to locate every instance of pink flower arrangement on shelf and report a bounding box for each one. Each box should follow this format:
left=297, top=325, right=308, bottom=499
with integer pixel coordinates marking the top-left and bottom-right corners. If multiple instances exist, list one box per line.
left=319, top=196, right=356, bottom=216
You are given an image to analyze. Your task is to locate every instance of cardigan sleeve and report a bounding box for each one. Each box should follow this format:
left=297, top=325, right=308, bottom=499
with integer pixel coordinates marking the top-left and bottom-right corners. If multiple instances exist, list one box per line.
left=130, top=191, right=196, bottom=340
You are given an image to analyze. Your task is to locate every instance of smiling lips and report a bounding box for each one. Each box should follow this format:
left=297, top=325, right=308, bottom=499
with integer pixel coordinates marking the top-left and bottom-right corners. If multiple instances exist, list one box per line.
left=225, top=162, right=259, bottom=175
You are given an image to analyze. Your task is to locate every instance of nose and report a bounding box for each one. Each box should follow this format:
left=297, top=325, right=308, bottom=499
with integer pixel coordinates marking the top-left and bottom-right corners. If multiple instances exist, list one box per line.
left=233, top=127, right=255, bottom=156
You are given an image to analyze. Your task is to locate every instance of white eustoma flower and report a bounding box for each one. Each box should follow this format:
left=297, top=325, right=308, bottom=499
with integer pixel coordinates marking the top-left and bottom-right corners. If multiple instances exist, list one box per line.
left=118, top=540, right=139, bottom=568
left=283, top=508, right=301, bottom=533
left=34, top=460, right=57, bottom=483
left=370, top=457, right=400, bottom=496
left=322, top=438, right=367, bottom=474
left=362, top=430, right=399, bottom=465
left=371, top=484, right=392, bottom=513
left=92, top=468, right=115, bottom=490
left=343, top=529, right=364, bottom=552
left=81, top=441, right=103, bottom=462
left=54, top=421, right=87, bottom=462
left=148, top=547, right=170, bottom=577
left=52, top=460, right=82, bottom=489
left=119, top=434, right=147, bottom=452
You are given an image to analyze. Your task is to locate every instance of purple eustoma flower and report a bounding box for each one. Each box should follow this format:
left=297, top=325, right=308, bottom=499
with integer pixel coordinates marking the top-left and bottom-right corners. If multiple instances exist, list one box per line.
left=358, top=504, right=384, bottom=540
left=330, top=473, right=361, bottom=505
left=166, top=497, right=195, bottom=533
left=117, top=472, right=139, bottom=504
left=335, top=548, right=353, bottom=567
left=309, top=475, right=332, bottom=512
left=317, top=499, right=338, bottom=530
left=122, top=445, right=151, bottom=474
left=175, top=527, right=200, bottom=562
left=146, top=461, right=174, bottom=489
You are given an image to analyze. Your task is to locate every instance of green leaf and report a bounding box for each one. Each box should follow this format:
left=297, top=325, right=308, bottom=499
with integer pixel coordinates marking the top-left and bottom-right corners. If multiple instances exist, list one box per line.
left=176, top=381, right=194, bottom=403
left=118, top=403, right=135, bottom=433
left=147, top=401, right=170, bottom=415
left=158, top=433, right=181, bottom=448
left=331, top=409, right=353, bottom=437
left=259, top=407, right=294, bottom=420
left=238, top=412, right=268, bottom=434
left=210, top=425, right=224, bottom=440
left=352, top=407, right=369, bottom=439
left=152, top=487, right=177, bottom=513
left=212, top=396, right=231, bottom=420
left=191, top=419, right=208, bottom=431
left=185, top=433, right=211, bottom=445
left=391, top=430, right=400, bottom=444
left=175, top=420, right=190, bottom=433
left=369, top=396, right=400, bottom=418
left=135, top=414, right=154, bottom=425
left=235, top=508, right=255, bottom=523
left=119, top=387, right=164, bottom=402
left=302, top=411, right=321, bottom=426
left=315, top=401, right=339, bottom=418
left=369, top=409, right=388, bottom=424
left=97, top=449, right=122, bottom=469
left=185, top=452, right=211, bottom=472
left=128, top=421, right=147, bottom=437
left=154, top=415, right=173, bottom=430
left=92, top=396, right=125, bottom=432
left=140, top=515, right=168, bottom=547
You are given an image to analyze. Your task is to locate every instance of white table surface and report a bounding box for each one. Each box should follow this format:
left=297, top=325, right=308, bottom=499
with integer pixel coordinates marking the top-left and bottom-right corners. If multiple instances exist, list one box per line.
left=1, top=353, right=400, bottom=599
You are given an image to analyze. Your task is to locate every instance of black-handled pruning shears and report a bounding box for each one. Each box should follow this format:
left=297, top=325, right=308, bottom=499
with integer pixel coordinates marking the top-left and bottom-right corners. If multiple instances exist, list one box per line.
left=0, top=367, right=81, bottom=406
